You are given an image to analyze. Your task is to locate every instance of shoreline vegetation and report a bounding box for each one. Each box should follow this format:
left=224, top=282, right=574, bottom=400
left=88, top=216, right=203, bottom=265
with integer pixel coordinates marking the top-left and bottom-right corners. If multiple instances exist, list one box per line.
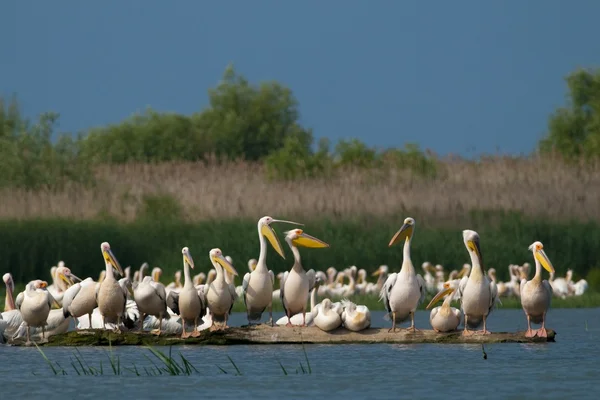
left=2, top=66, right=600, bottom=288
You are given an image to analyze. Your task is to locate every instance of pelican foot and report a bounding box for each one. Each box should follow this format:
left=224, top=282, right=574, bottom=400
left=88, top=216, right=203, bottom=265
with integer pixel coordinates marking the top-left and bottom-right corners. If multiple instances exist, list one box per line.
left=209, top=325, right=219, bottom=332
left=190, top=330, right=201, bottom=337
left=39, top=337, right=49, bottom=344
left=524, top=329, right=536, bottom=338
left=112, top=327, right=122, bottom=334
left=181, top=331, right=190, bottom=339
left=407, top=326, right=421, bottom=333
left=461, top=330, right=475, bottom=337
left=433, top=328, right=441, bottom=333
left=477, top=330, right=491, bottom=335
left=268, top=318, right=274, bottom=327
left=286, top=322, right=294, bottom=327
left=536, top=328, right=548, bottom=338
left=388, top=327, right=397, bottom=333
left=150, top=329, right=162, bottom=336
left=24, top=341, right=34, bottom=347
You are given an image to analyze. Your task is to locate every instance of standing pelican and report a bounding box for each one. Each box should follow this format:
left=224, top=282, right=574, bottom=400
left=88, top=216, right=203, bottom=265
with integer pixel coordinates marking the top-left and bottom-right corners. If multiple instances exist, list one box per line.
left=206, top=248, right=239, bottom=330
left=242, top=216, right=302, bottom=326
left=15, top=280, right=55, bottom=344
left=426, top=281, right=462, bottom=332
left=380, top=217, right=426, bottom=332
left=166, top=247, right=206, bottom=338
left=458, top=230, right=499, bottom=336
left=133, top=275, right=170, bottom=335
left=520, top=241, right=555, bottom=338
left=280, top=229, right=329, bottom=327
left=96, top=242, right=126, bottom=332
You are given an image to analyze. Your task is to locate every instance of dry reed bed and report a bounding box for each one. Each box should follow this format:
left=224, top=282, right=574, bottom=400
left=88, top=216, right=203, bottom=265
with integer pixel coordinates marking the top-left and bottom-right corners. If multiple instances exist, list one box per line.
left=1, top=157, right=599, bottom=222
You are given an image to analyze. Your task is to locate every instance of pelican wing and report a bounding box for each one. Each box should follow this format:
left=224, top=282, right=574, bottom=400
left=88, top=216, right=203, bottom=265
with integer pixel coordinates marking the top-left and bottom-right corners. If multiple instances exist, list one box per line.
left=166, top=291, right=180, bottom=316
left=15, top=292, right=24, bottom=311
left=519, top=278, right=528, bottom=298
left=457, top=276, right=469, bottom=302
left=47, top=291, right=58, bottom=310
left=416, top=273, right=426, bottom=306
left=488, top=277, right=499, bottom=313
left=242, top=272, right=251, bottom=308
left=269, top=270, right=275, bottom=286
left=543, top=279, right=553, bottom=298
left=379, top=272, right=397, bottom=315
left=62, top=283, right=81, bottom=318
left=307, top=269, right=316, bottom=292
left=279, top=271, right=289, bottom=316
left=151, top=281, right=167, bottom=303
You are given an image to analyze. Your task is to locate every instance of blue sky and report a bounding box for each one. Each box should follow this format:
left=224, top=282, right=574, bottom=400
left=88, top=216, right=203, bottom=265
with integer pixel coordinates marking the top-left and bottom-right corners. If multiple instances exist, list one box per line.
left=2, top=0, right=599, bottom=156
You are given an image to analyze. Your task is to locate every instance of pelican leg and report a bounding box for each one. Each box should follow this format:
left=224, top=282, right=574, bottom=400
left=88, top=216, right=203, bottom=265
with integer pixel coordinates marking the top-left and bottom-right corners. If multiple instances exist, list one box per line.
left=151, top=315, right=162, bottom=336
left=524, top=314, right=535, bottom=337
left=388, top=312, right=397, bottom=333
left=302, top=308, right=307, bottom=327
left=479, top=315, right=491, bottom=335
left=285, top=308, right=293, bottom=327
left=88, top=313, right=92, bottom=330
left=209, top=310, right=218, bottom=331
left=223, top=313, right=229, bottom=330
left=102, top=315, right=106, bottom=330
left=114, top=316, right=122, bottom=334
left=139, top=313, right=146, bottom=332
left=181, top=318, right=190, bottom=338
left=191, top=317, right=200, bottom=337
left=26, top=325, right=32, bottom=346
left=408, top=311, right=420, bottom=333
left=268, top=301, right=274, bottom=327
left=462, top=315, right=474, bottom=336
left=41, top=325, right=48, bottom=343
left=536, top=312, right=549, bottom=338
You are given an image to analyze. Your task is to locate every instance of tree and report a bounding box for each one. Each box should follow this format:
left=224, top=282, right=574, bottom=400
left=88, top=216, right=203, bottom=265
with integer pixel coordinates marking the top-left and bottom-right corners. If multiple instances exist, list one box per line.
left=539, top=68, right=600, bottom=160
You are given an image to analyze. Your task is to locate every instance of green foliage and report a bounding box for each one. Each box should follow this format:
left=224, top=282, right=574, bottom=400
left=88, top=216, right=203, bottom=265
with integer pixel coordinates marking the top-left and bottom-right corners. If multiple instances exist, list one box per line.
left=586, top=268, right=600, bottom=291
left=539, top=68, right=600, bottom=160
left=2, top=213, right=600, bottom=285
left=138, top=194, right=184, bottom=222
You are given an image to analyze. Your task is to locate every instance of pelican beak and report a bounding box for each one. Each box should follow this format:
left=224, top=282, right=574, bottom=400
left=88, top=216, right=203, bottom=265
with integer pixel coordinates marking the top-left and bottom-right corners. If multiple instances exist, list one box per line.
left=59, top=273, right=75, bottom=286
left=426, top=286, right=455, bottom=310
left=290, top=230, right=330, bottom=249
left=184, top=251, right=195, bottom=270
left=39, top=281, right=48, bottom=289
left=372, top=268, right=382, bottom=277
left=213, top=254, right=238, bottom=276
left=466, top=238, right=483, bottom=265
left=103, top=248, right=124, bottom=276
left=457, top=266, right=468, bottom=278
left=534, top=249, right=555, bottom=274
left=261, top=224, right=286, bottom=259
left=388, top=223, right=414, bottom=247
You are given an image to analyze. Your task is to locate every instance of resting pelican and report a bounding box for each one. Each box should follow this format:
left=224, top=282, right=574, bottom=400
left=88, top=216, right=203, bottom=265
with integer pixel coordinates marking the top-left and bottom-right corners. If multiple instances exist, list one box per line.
left=242, top=216, right=301, bottom=326
left=313, top=298, right=342, bottom=331
left=380, top=217, right=426, bottom=332
left=280, top=229, right=328, bottom=327
left=458, top=230, right=499, bottom=336
left=426, top=281, right=462, bottom=332
left=206, top=248, right=238, bottom=330
left=15, top=280, right=55, bottom=344
left=520, top=241, right=555, bottom=338
left=96, top=242, right=126, bottom=332
left=133, top=275, right=170, bottom=335
left=550, top=269, right=573, bottom=299
left=341, top=299, right=371, bottom=332
left=166, top=247, right=206, bottom=338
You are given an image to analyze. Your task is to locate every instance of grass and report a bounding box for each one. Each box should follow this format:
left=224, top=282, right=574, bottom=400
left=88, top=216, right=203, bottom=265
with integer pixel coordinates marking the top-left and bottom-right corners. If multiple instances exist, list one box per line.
left=0, top=155, right=599, bottom=222
left=33, top=343, right=313, bottom=376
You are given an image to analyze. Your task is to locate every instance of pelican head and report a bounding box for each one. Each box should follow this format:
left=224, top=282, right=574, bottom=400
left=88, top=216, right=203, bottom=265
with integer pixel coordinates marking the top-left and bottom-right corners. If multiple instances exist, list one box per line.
left=457, top=263, right=471, bottom=278
left=56, top=265, right=82, bottom=287
left=151, top=267, right=162, bottom=282
left=528, top=241, right=555, bottom=274
left=422, top=261, right=433, bottom=274
left=388, top=217, right=415, bottom=247
left=372, top=265, right=388, bottom=276
left=124, top=266, right=132, bottom=280
left=182, top=247, right=195, bottom=270
left=285, top=228, right=330, bottom=248
left=225, top=256, right=233, bottom=265
left=248, top=258, right=257, bottom=272
left=462, top=230, right=483, bottom=265
left=258, top=216, right=304, bottom=259
left=31, top=280, right=48, bottom=290
left=3, top=273, right=14, bottom=292
left=101, top=242, right=123, bottom=276
left=426, top=282, right=456, bottom=310
left=209, top=248, right=239, bottom=276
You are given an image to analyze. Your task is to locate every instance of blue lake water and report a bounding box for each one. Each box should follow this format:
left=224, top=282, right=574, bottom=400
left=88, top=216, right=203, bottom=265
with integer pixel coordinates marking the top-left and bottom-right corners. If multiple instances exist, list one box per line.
left=1, top=308, right=599, bottom=399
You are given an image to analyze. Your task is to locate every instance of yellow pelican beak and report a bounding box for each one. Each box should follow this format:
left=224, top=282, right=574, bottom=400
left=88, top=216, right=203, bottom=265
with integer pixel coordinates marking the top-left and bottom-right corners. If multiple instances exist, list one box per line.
left=388, top=222, right=414, bottom=247
left=466, top=238, right=483, bottom=265
left=372, top=268, right=382, bottom=276
left=289, top=230, right=330, bottom=248
left=261, top=223, right=286, bottom=259
left=58, top=272, right=75, bottom=286
left=184, top=250, right=195, bottom=270
left=39, top=281, right=48, bottom=289
left=534, top=248, right=555, bottom=274
left=426, top=285, right=455, bottom=310
left=103, top=247, right=124, bottom=276
left=213, top=253, right=238, bottom=276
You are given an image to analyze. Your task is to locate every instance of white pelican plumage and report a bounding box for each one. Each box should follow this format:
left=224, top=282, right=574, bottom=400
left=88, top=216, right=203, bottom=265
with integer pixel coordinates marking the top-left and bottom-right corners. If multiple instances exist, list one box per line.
left=426, top=281, right=462, bottom=332
left=166, top=247, right=207, bottom=338
left=62, top=276, right=98, bottom=329
left=313, top=298, right=342, bottom=331
left=15, top=280, right=55, bottom=344
left=520, top=241, right=555, bottom=338
left=458, top=230, right=499, bottom=336
left=341, top=299, right=371, bottom=331
left=133, top=273, right=170, bottom=335
left=380, top=217, right=426, bottom=332
left=206, top=248, right=238, bottom=330
left=276, top=277, right=322, bottom=326
left=242, top=216, right=301, bottom=326
left=96, top=242, right=127, bottom=332
left=280, top=229, right=328, bottom=327
left=2, top=273, right=23, bottom=338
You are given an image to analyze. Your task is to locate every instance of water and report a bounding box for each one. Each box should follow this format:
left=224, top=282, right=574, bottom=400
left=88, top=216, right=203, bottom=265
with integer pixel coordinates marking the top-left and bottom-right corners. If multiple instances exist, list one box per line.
left=1, top=308, right=599, bottom=399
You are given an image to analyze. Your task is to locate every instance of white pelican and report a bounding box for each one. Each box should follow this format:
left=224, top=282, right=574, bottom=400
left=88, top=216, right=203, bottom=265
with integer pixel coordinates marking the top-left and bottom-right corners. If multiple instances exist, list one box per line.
left=422, top=262, right=436, bottom=294
left=520, top=241, right=555, bottom=338
left=2, top=273, right=23, bottom=338
left=96, top=242, right=127, bottom=332
left=550, top=269, right=573, bottom=299
left=166, top=270, right=183, bottom=291
left=242, top=216, right=301, bottom=326
left=133, top=275, right=170, bottom=335
left=276, top=277, right=323, bottom=326
left=15, top=280, right=55, bottom=344
left=62, top=276, right=98, bottom=329
left=488, top=268, right=510, bottom=298
left=458, top=230, right=499, bottom=336
left=3, top=273, right=16, bottom=312
left=380, top=217, right=426, bottom=332
left=206, top=248, right=238, bottom=330
left=426, top=281, right=462, bottom=332
left=571, top=279, right=588, bottom=296
left=166, top=247, right=207, bottom=338
left=313, top=298, right=342, bottom=331
left=341, top=299, right=371, bottom=331
left=280, top=229, right=328, bottom=327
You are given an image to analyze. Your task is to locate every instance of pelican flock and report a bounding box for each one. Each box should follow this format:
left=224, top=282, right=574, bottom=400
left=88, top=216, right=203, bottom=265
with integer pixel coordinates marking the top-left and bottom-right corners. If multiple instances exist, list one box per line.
left=0, top=214, right=589, bottom=345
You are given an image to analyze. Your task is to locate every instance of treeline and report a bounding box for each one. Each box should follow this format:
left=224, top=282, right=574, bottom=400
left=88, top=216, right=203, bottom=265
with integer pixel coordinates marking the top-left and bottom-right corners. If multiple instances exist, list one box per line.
left=1, top=212, right=599, bottom=288
left=5, top=65, right=599, bottom=190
